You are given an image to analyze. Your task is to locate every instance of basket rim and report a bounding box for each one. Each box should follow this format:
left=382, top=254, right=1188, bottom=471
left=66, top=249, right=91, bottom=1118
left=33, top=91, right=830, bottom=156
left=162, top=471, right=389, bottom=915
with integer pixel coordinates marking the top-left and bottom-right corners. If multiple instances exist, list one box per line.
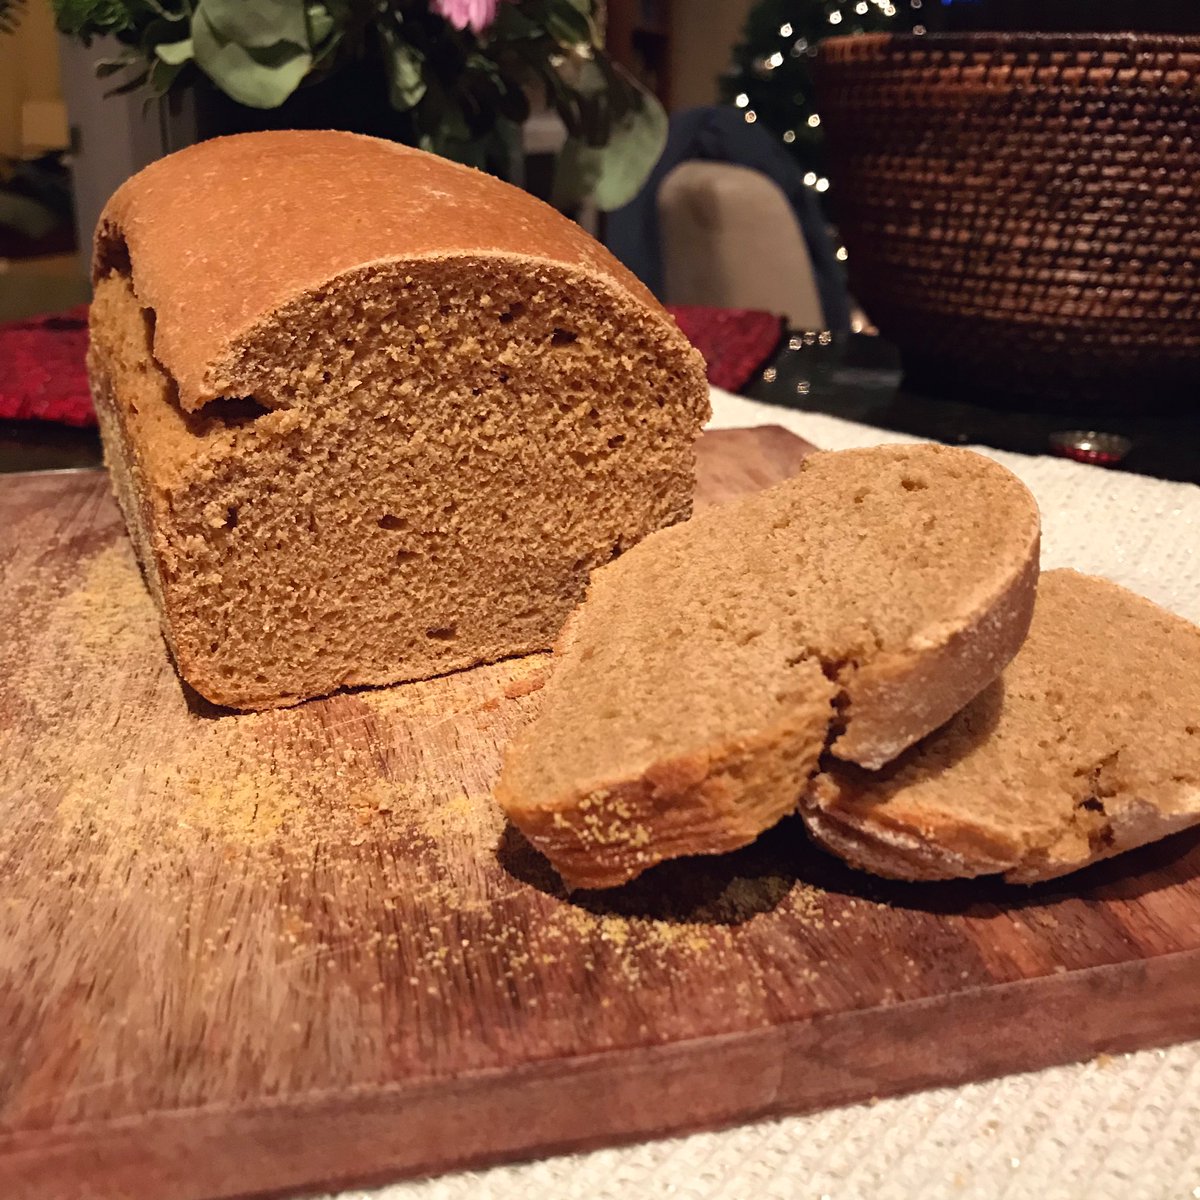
left=822, top=30, right=1200, bottom=53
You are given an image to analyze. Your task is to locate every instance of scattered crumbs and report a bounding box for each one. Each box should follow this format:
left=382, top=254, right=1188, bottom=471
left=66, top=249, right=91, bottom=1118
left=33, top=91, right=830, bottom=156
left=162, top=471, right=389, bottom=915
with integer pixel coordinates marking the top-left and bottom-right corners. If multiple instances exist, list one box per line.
left=3, top=536, right=852, bottom=1047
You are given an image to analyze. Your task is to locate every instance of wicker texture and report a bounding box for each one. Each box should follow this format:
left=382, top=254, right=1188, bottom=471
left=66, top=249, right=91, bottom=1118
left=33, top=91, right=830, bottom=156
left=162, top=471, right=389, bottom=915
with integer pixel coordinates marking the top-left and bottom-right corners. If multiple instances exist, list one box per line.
left=817, top=34, right=1200, bottom=412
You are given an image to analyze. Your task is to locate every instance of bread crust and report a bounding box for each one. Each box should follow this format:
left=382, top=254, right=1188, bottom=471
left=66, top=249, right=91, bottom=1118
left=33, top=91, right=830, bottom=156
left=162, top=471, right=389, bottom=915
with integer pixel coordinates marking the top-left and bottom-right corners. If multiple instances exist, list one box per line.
left=802, top=571, right=1200, bottom=884
left=94, top=131, right=685, bottom=411
left=835, top=542, right=1040, bottom=769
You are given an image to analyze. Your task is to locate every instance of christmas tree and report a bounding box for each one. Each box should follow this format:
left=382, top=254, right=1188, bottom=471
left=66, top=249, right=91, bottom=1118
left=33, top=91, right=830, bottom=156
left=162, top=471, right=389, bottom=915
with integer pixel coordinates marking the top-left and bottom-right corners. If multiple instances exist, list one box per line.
left=720, top=0, right=928, bottom=193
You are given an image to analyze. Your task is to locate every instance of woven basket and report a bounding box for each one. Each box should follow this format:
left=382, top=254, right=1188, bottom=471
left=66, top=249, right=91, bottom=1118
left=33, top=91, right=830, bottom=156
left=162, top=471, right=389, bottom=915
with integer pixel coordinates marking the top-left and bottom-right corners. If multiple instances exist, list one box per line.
left=816, top=34, right=1200, bottom=413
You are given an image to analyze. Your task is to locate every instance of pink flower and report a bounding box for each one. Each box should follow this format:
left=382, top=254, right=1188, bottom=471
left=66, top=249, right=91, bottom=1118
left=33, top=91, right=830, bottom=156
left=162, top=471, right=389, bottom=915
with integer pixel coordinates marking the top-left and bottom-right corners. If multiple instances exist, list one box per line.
left=431, top=0, right=505, bottom=34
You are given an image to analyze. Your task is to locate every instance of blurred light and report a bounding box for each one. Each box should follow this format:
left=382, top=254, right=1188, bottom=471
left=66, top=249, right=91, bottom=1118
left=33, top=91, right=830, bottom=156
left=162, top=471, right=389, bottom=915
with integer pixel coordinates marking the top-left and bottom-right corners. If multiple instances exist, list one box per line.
left=836, top=246, right=849, bottom=261
left=744, top=110, right=758, bottom=123
left=796, top=380, right=811, bottom=396
left=767, top=51, right=784, bottom=68
left=782, top=129, right=797, bottom=143
left=779, top=22, right=793, bottom=36
left=914, top=22, right=926, bottom=33
left=734, top=92, right=749, bottom=107
left=911, top=0, right=922, bottom=7
left=762, top=366, right=778, bottom=383
left=788, top=334, right=804, bottom=351
left=808, top=113, right=821, bottom=128
left=829, top=10, right=843, bottom=24
left=882, top=3, right=896, bottom=14
left=803, top=171, right=818, bottom=186
left=855, top=1, right=869, bottom=12
left=815, top=177, right=831, bottom=192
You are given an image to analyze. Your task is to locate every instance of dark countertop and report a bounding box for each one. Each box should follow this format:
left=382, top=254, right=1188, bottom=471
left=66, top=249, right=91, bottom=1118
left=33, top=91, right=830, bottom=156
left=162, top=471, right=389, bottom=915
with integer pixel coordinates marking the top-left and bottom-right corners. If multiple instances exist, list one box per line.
left=743, top=334, right=1200, bottom=486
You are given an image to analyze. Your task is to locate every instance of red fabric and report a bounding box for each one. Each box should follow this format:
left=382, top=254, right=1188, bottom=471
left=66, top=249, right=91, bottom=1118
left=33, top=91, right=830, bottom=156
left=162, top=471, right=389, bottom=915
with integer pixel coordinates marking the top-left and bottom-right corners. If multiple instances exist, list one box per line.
left=667, top=304, right=784, bottom=393
left=0, top=302, right=782, bottom=428
left=0, top=305, right=94, bottom=427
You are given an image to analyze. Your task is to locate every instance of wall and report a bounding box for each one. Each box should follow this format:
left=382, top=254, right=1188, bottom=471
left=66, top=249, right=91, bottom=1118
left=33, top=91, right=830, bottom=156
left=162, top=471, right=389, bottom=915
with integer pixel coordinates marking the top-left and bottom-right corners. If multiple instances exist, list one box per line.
left=668, top=0, right=756, bottom=112
left=0, top=0, right=64, bottom=158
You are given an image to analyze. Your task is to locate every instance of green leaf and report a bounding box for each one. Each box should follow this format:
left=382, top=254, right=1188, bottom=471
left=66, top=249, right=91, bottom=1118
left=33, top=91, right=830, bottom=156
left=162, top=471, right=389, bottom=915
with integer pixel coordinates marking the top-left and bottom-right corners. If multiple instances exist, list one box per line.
left=148, top=54, right=185, bottom=93
left=154, top=36, right=193, bottom=64
left=542, top=0, right=590, bottom=47
left=306, top=2, right=333, bottom=47
left=380, top=22, right=426, bottom=111
left=191, top=6, right=311, bottom=107
left=198, top=0, right=309, bottom=51
left=95, top=53, right=137, bottom=76
left=554, top=85, right=666, bottom=211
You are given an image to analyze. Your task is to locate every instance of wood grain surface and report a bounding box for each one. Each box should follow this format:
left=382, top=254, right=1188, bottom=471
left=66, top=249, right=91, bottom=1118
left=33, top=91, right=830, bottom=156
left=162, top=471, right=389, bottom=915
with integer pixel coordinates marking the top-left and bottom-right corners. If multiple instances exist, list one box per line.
left=3, top=425, right=1200, bottom=1200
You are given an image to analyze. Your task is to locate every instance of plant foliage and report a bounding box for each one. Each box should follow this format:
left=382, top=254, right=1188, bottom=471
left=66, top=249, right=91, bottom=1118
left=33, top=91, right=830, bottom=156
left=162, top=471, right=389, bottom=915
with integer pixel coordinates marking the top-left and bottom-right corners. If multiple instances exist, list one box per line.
left=51, top=0, right=666, bottom=208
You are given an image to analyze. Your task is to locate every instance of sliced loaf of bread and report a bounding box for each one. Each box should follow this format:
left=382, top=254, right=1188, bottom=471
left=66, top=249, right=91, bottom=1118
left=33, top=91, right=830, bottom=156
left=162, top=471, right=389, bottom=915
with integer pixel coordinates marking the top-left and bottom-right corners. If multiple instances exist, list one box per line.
left=495, top=444, right=1040, bottom=889
left=89, top=131, right=708, bottom=710
left=802, top=569, right=1200, bottom=883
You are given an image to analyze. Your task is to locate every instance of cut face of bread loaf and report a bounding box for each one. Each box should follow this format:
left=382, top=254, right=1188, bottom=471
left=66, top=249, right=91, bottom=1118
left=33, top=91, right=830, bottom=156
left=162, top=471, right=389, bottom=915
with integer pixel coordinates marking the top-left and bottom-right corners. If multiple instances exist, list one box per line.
left=87, top=131, right=709, bottom=710
left=802, top=570, right=1200, bottom=884
left=496, top=444, right=1040, bottom=889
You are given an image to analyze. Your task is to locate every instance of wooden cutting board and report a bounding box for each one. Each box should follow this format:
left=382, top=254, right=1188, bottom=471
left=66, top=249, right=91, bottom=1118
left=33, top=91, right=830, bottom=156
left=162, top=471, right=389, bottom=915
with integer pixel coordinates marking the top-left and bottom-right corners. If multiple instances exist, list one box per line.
left=3, top=425, right=1200, bottom=1200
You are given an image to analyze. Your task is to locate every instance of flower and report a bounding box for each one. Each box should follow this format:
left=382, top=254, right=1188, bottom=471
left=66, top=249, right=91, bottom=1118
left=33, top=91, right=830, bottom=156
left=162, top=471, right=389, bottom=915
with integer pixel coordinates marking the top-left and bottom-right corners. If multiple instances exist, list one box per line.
left=431, top=0, right=504, bottom=34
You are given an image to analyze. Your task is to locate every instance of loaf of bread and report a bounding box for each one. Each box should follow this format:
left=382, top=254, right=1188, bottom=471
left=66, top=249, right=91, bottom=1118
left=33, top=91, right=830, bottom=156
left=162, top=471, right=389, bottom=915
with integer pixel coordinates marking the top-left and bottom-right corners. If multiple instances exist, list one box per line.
left=801, top=570, right=1200, bottom=883
left=88, top=131, right=709, bottom=709
left=496, top=444, right=1040, bottom=889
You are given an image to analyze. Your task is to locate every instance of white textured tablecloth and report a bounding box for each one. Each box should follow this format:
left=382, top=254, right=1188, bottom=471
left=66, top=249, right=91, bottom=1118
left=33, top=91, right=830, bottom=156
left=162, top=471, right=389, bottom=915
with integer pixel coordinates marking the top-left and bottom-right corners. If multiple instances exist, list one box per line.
left=330, top=390, right=1200, bottom=1200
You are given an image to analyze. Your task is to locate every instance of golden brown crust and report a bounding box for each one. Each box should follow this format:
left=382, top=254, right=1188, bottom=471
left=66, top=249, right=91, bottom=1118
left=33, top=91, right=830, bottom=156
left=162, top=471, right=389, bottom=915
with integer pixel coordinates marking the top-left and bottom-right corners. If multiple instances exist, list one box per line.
left=95, top=131, right=678, bottom=410
left=496, top=698, right=833, bottom=890
left=802, top=571, right=1200, bottom=884
left=834, top=546, right=1040, bottom=768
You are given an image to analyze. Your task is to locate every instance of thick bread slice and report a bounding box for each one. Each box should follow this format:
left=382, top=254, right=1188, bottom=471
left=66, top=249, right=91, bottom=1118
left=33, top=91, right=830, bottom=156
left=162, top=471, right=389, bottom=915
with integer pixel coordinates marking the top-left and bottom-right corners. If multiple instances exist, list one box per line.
left=495, top=444, right=1040, bottom=889
left=88, top=131, right=708, bottom=709
left=802, top=570, right=1200, bottom=884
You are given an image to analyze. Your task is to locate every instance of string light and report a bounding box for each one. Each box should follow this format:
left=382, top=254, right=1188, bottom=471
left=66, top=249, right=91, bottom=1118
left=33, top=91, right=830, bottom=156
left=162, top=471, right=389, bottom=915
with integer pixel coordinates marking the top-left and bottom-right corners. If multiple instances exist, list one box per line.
left=836, top=246, right=849, bottom=261
left=744, top=109, right=758, bottom=123
left=734, top=92, right=749, bottom=108
left=782, top=129, right=796, bottom=143
left=815, top=177, right=830, bottom=192
left=803, top=171, right=818, bottom=186
left=855, top=1, right=869, bottom=12
left=807, top=113, right=821, bottom=127
left=779, top=22, right=793, bottom=36
left=828, top=10, right=842, bottom=24
left=767, top=51, right=784, bottom=68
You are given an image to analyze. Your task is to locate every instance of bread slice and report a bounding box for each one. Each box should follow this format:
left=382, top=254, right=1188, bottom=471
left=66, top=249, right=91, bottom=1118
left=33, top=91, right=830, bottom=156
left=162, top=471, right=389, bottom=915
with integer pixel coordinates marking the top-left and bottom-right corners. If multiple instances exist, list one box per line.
left=495, top=444, right=1040, bottom=889
left=801, top=570, right=1200, bottom=884
left=88, top=131, right=709, bottom=709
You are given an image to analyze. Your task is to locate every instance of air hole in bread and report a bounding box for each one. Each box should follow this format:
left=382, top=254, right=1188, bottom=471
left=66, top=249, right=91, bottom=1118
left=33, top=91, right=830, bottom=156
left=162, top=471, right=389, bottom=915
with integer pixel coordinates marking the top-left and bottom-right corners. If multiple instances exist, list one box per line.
left=378, top=514, right=406, bottom=530
left=196, top=395, right=271, bottom=427
left=396, top=549, right=419, bottom=564
left=853, top=489, right=868, bottom=504
left=550, top=328, right=578, bottom=347
left=222, top=505, right=238, bottom=530
left=498, top=302, right=526, bottom=324
left=426, top=625, right=457, bottom=641
left=901, top=477, right=929, bottom=492
left=95, top=231, right=132, bottom=278
left=607, top=434, right=626, bottom=449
